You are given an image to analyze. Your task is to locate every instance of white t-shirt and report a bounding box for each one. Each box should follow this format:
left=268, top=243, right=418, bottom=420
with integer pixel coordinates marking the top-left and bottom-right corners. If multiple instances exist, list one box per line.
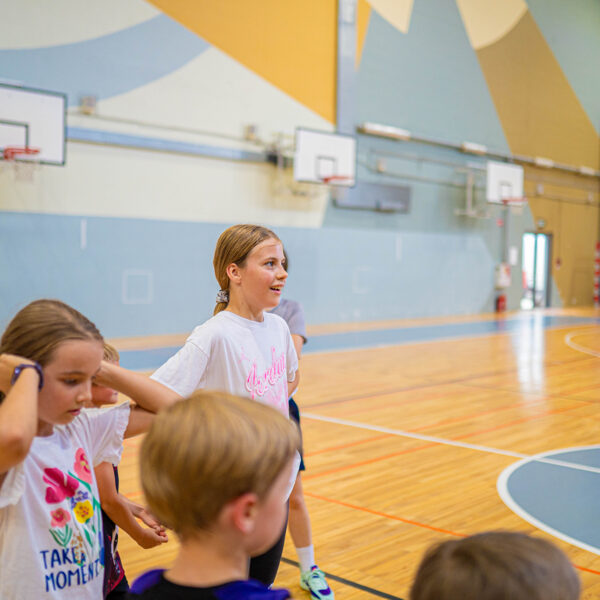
left=0, top=403, right=130, bottom=600
left=151, top=311, right=298, bottom=416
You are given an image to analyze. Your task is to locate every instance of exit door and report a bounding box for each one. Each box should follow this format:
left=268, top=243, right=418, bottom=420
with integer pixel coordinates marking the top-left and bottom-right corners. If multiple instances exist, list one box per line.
left=521, top=232, right=552, bottom=309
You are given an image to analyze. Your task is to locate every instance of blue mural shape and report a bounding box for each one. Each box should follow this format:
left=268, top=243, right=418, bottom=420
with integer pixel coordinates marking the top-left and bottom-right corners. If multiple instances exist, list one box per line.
left=357, top=0, right=510, bottom=151
left=0, top=15, right=209, bottom=106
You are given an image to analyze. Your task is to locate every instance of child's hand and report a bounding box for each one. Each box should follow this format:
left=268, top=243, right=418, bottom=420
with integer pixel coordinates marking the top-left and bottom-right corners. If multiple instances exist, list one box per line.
left=136, top=506, right=165, bottom=532
left=135, top=526, right=169, bottom=549
left=0, top=354, right=36, bottom=393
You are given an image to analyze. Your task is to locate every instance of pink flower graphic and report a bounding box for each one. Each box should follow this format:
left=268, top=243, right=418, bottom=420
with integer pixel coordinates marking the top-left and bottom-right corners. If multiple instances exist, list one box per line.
left=50, top=508, right=71, bottom=528
left=73, top=448, right=92, bottom=483
left=43, top=468, right=79, bottom=504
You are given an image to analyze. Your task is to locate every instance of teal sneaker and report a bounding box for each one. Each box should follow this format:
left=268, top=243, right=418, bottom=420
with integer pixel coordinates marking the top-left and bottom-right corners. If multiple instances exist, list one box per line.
left=300, top=565, right=334, bottom=599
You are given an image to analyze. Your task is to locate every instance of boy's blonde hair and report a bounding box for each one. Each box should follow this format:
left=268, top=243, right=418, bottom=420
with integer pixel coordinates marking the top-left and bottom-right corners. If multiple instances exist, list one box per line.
left=140, top=390, right=300, bottom=538
left=103, top=342, right=119, bottom=362
left=410, top=531, right=580, bottom=600
left=213, top=224, right=280, bottom=315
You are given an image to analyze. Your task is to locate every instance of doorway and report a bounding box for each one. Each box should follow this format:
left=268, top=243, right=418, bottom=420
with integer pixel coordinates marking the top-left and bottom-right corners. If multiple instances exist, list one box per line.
left=521, top=232, right=552, bottom=309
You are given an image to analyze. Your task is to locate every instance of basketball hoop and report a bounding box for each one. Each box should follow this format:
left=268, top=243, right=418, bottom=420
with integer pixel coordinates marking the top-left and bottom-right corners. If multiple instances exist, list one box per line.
left=500, top=196, right=527, bottom=215
left=320, top=175, right=354, bottom=186
left=1, top=146, right=41, bottom=182
left=3, top=146, right=40, bottom=161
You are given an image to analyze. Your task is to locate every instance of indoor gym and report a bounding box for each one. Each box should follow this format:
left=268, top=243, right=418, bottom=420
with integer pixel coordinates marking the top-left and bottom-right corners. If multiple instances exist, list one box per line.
left=1, top=1, right=600, bottom=598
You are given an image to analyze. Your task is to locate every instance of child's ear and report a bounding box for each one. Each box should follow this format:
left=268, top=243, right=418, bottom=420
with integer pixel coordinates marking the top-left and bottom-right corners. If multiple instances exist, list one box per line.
left=226, top=262, right=241, bottom=284
left=229, top=492, right=259, bottom=534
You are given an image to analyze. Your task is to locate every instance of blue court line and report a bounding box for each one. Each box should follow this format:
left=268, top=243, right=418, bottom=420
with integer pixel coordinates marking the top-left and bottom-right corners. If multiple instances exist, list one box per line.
left=117, top=314, right=600, bottom=371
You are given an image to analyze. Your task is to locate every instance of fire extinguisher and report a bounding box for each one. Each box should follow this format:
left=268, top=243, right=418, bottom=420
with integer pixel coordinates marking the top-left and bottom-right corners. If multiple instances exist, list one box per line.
left=496, top=294, right=506, bottom=313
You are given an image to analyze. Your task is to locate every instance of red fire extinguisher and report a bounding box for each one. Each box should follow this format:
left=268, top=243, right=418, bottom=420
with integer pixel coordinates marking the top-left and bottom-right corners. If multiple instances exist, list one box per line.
left=496, top=294, right=506, bottom=313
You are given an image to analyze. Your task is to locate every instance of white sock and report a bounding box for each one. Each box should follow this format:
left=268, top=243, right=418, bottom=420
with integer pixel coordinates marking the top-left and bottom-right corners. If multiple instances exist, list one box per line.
left=296, top=545, right=315, bottom=573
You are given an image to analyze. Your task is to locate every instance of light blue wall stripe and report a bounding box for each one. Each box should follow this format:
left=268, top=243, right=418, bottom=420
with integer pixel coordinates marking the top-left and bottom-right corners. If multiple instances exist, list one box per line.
left=116, top=313, right=600, bottom=371
left=67, top=127, right=267, bottom=162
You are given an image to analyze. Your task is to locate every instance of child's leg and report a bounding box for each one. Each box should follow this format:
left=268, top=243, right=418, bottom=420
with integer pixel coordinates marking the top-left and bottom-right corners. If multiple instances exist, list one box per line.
left=288, top=399, right=334, bottom=598
left=248, top=507, right=288, bottom=586
left=288, top=474, right=312, bottom=553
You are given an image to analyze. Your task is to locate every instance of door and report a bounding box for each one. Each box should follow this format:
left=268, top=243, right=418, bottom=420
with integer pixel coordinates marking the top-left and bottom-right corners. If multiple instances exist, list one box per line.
left=521, top=232, right=552, bottom=309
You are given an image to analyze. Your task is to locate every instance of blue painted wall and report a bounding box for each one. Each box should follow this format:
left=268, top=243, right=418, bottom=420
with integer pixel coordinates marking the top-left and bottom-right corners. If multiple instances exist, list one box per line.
left=1, top=212, right=499, bottom=337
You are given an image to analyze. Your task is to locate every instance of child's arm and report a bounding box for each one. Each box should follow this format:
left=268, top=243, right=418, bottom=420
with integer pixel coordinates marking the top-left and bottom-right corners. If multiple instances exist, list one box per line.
left=288, top=370, right=300, bottom=398
left=95, top=462, right=168, bottom=549
left=0, top=354, right=41, bottom=479
left=287, top=333, right=303, bottom=398
left=123, top=498, right=166, bottom=533
left=93, top=361, right=182, bottom=438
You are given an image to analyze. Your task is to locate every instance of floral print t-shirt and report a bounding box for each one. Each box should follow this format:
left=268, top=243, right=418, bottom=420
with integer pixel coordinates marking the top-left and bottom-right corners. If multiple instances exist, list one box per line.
left=0, top=402, right=130, bottom=599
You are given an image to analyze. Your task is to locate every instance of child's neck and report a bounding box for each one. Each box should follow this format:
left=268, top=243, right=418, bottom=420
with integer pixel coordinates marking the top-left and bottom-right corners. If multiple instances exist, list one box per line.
left=225, top=297, right=265, bottom=322
left=166, top=537, right=249, bottom=587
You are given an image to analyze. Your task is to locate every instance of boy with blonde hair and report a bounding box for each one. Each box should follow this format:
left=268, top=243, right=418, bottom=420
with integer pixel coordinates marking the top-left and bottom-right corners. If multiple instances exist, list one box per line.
left=128, top=390, right=301, bottom=599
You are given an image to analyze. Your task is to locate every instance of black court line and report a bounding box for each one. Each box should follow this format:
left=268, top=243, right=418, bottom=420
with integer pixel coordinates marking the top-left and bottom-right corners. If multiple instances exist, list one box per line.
left=280, top=557, right=404, bottom=599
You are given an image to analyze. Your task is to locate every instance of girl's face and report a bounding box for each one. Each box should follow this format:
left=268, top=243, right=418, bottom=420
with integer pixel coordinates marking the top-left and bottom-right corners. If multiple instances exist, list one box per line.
left=37, top=339, right=103, bottom=436
left=234, top=238, right=287, bottom=312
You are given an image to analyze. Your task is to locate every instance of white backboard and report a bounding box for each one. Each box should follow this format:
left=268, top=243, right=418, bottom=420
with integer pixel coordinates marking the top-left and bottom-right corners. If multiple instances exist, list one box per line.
left=293, top=128, right=356, bottom=186
left=486, top=161, right=524, bottom=203
left=0, top=83, right=66, bottom=165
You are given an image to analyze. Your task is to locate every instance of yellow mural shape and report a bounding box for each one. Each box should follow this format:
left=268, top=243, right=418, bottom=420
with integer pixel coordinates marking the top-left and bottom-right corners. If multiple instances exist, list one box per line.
left=356, top=0, right=372, bottom=69
left=147, top=0, right=336, bottom=123
left=456, top=0, right=527, bottom=50
left=368, top=0, right=414, bottom=34
left=477, top=11, right=599, bottom=169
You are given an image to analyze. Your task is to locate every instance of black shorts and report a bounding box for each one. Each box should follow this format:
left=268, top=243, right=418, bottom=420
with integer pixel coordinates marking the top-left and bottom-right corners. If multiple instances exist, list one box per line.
left=288, top=397, right=305, bottom=471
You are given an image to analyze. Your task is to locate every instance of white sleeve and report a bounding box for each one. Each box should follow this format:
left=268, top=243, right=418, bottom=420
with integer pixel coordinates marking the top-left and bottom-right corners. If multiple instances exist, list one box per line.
left=285, top=326, right=299, bottom=382
left=150, top=341, right=209, bottom=398
left=81, top=402, right=131, bottom=467
left=0, top=463, right=25, bottom=508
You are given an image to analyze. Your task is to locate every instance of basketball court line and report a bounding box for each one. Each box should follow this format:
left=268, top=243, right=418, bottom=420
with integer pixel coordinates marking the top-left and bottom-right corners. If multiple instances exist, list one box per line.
left=302, top=412, right=600, bottom=476
left=116, top=316, right=600, bottom=371
left=280, top=557, right=403, bottom=600
left=497, top=447, right=600, bottom=557
left=302, top=492, right=600, bottom=576
left=564, top=329, right=600, bottom=358
left=303, top=404, right=584, bottom=480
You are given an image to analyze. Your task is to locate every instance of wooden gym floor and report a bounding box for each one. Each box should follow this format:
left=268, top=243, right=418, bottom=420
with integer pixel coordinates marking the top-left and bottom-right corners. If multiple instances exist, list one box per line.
left=113, top=308, right=600, bottom=599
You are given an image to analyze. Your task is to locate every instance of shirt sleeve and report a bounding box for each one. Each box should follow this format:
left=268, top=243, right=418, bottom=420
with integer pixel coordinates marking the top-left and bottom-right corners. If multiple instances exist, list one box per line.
left=81, top=402, right=131, bottom=467
left=285, top=301, right=307, bottom=344
left=0, top=463, right=25, bottom=508
left=284, top=324, right=299, bottom=383
left=150, top=341, right=209, bottom=398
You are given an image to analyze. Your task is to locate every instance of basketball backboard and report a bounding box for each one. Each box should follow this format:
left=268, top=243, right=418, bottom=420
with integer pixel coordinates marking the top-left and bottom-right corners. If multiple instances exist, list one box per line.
left=0, top=83, right=66, bottom=165
left=293, top=128, right=356, bottom=186
left=486, top=161, right=524, bottom=203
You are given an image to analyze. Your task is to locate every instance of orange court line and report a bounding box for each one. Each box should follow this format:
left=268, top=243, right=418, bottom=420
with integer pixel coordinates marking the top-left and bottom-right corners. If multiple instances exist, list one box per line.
left=303, top=492, right=600, bottom=576
left=453, top=404, right=582, bottom=441
left=409, top=400, right=547, bottom=433
left=304, top=353, right=596, bottom=412
left=303, top=490, right=466, bottom=537
left=304, top=433, right=394, bottom=457
left=303, top=442, right=437, bottom=481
